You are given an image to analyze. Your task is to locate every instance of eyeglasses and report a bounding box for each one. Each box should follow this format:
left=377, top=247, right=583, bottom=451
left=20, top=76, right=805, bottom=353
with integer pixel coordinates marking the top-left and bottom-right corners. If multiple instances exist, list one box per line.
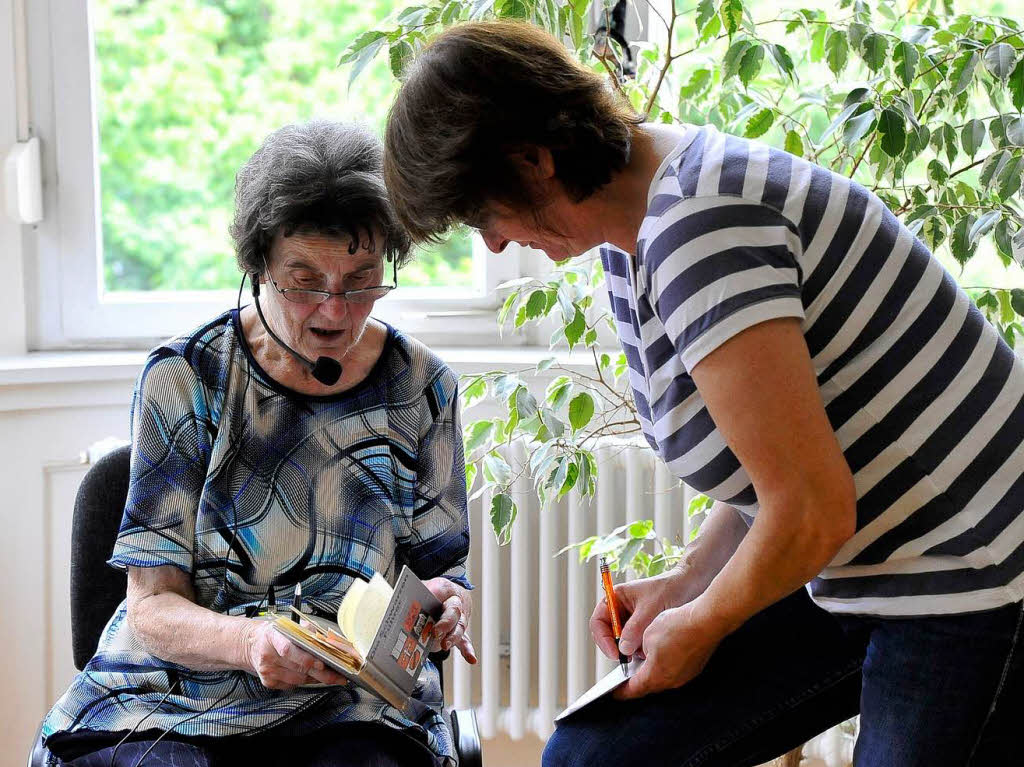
left=263, top=257, right=398, bottom=305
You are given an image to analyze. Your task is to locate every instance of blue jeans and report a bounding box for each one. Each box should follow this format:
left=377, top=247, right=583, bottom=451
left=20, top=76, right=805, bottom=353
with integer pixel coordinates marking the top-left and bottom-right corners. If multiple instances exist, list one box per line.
left=543, top=588, right=1024, bottom=767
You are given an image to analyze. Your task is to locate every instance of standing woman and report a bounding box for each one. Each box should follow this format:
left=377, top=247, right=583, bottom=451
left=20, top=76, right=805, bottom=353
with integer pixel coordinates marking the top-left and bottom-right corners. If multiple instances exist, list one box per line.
left=384, top=21, right=1024, bottom=767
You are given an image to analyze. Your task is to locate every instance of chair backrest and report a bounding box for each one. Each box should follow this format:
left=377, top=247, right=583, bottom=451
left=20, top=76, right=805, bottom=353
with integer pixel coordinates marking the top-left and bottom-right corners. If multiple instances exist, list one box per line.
left=70, top=444, right=132, bottom=670
left=67, top=444, right=450, bottom=687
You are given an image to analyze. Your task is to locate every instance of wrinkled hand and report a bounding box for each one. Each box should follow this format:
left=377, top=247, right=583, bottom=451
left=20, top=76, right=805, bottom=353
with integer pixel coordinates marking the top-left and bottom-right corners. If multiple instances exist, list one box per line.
left=590, top=566, right=708, bottom=663
left=243, top=620, right=349, bottom=690
left=424, top=577, right=477, bottom=665
left=613, top=602, right=722, bottom=700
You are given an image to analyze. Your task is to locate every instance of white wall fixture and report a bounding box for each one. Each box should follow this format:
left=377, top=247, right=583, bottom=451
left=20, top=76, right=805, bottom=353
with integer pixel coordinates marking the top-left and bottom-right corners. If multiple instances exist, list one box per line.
left=4, top=135, right=42, bottom=224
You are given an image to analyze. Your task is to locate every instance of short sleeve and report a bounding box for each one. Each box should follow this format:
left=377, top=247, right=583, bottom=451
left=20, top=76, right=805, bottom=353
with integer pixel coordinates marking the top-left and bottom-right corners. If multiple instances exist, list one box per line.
left=642, top=197, right=805, bottom=372
left=403, top=366, right=472, bottom=590
left=108, top=350, right=214, bottom=575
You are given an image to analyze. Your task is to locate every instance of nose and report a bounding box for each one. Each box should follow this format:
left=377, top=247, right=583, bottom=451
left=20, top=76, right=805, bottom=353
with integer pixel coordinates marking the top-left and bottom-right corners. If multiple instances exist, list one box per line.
left=316, top=294, right=350, bottom=321
left=482, top=230, right=510, bottom=254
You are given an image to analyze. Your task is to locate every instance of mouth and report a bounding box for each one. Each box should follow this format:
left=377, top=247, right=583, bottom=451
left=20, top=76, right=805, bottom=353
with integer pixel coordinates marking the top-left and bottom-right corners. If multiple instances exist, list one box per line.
left=310, top=327, right=346, bottom=341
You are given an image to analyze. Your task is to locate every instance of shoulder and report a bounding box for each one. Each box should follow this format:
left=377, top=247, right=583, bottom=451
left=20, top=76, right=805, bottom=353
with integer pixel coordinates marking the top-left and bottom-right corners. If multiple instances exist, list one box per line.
left=386, top=326, right=459, bottom=410
left=137, top=311, right=236, bottom=397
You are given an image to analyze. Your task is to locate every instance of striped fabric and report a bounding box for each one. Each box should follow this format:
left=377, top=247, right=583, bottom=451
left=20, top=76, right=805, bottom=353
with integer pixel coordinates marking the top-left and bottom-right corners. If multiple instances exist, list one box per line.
left=42, top=310, right=470, bottom=765
left=601, top=123, right=1024, bottom=617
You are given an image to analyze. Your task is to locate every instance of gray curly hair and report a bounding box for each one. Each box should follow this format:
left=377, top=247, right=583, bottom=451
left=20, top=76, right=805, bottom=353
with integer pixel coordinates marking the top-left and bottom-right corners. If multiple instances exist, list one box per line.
left=230, top=121, right=411, bottom=275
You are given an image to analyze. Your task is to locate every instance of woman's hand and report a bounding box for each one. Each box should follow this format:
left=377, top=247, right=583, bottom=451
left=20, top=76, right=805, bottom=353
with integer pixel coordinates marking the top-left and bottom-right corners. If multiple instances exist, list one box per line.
left=424, top=577, right=477, bottom=665
left=589, top=564, right=710, bottom=662
left=612, top=601, right=723, bottom=700
left=241, top=620, right=349, bottom=690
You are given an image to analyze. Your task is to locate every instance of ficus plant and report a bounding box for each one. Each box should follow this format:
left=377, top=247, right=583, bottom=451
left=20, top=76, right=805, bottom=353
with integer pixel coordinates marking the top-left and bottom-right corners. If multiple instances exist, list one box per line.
left=342, top=0, right=1024, bottom=575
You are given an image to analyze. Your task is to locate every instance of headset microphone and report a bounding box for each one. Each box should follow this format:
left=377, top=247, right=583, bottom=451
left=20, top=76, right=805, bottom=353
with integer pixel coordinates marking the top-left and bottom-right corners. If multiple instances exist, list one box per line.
left=250, top=274, right=343, bottom=387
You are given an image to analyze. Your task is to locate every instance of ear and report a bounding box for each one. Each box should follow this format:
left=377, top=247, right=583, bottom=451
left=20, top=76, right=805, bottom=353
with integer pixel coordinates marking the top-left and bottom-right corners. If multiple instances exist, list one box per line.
left=509, top=145, right=556, bottom=182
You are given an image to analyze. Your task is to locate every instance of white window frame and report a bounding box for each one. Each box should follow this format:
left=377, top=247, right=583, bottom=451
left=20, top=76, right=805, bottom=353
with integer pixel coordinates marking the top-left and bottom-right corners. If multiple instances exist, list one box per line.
left=22, top=0, right=521, bottom=350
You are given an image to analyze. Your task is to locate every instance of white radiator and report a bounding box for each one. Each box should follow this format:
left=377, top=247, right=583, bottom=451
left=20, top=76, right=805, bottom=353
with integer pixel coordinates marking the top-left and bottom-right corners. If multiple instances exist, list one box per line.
left=446, top=439, right=698, bottom=740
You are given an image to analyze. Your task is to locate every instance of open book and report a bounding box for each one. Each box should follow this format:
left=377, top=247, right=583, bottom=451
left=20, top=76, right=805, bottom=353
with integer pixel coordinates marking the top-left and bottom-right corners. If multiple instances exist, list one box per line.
left=271, top=565, right=443, bottom=714
left=555, top=658, right=645, bottom=721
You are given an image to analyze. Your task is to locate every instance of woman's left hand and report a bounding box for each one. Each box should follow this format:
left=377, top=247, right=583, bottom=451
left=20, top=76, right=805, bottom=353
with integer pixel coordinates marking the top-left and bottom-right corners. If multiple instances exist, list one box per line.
left=614, top=601, right=723, bottom=700
left=424, top=577, right=477, bottom=665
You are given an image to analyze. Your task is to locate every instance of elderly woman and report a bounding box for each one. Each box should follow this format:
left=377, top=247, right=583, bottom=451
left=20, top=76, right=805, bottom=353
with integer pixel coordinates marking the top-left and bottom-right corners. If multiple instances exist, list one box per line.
left=40, top=121, right=475, bottom=767
left=384, top=21, right=1024, bottom=767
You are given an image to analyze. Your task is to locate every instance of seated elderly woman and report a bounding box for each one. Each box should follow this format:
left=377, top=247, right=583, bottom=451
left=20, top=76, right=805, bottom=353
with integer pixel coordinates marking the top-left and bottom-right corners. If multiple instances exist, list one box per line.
left=39, top=121, right=475, bottom=767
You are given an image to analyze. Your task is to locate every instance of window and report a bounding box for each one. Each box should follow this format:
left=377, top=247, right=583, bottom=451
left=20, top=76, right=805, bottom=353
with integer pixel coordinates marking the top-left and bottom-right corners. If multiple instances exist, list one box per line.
left=23, top=0, right=519, bottom=348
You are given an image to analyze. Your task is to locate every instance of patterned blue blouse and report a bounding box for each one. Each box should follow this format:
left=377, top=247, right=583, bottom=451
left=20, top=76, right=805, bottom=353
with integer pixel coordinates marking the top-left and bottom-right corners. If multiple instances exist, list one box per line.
left=42, top=310, right=471, bottom=765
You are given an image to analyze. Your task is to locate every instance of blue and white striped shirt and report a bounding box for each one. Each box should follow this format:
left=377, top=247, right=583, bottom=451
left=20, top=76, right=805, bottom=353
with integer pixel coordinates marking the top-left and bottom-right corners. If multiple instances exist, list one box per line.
left=602, top=124, right=1024, bottom=617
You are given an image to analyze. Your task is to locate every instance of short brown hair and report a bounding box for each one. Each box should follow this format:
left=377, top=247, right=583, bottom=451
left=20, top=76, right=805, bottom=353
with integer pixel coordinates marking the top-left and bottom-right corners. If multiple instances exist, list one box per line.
left=384, top=21, right=642, bottom=243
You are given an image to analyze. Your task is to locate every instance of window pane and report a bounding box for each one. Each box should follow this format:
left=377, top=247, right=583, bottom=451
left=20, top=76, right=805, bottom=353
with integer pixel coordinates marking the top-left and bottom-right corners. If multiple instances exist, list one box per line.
left=92, top=0, right=474, bottom=292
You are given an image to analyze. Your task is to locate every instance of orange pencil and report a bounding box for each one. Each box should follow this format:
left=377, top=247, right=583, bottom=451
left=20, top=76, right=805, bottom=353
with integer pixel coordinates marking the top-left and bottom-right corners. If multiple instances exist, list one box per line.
left=600, top=557, right=630, bottom=675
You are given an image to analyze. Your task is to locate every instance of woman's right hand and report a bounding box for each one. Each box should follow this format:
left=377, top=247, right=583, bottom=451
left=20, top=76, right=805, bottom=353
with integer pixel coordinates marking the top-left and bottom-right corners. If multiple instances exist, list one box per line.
left=241, top=620, right=349, bottom=690
left=589, top=564, right=710, bottom=660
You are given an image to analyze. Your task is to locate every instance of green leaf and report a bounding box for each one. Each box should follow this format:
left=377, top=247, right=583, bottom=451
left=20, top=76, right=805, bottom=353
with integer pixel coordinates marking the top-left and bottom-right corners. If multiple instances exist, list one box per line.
left=723, top=39, right=753, bottom=81
left=696, top=0, right=716, bottom=34
left=1010, top=59, right=1024, bottom=111
left=539, top=407, right=565, bottom=439
left=995, top=154, right=1024, bottom=200
left=744, top=108, right=774, bottom=138
left=951, top=214, right=978, bottom=266
left=525, top=289, right=547, bottom=319
left=568, top=392, right=595, bottom=432
left=564, top=307, right=586, bottom=348
left=719, top=0, right=744, bottom=37
left=338, top=30, right=387, bottom=65
left=842, top=105, right=876, bottom=146
left=490, top=493, right=517, bottom=545
left=461, top=376, right=487, bottom=408
left=484, top=452, right=513, bottom=486
left=969, top=210, right=1001, bottom=246
left=826, top=30, right=849, bottom=76
left=894, top=42, right=919, bottom=88
left=848, top=22, right=869, bottom=51
left=950, top=51, right=980, bottom=96
left=738, top=44, right=765, bottom=88
left=784, top=129, right=804, bottom=157
left=769, top=43, right=796, bottom=79
left=347, top=34, right=388, bottom=88
left=962, top=119, right=986, bottom=157
left=983, top=43, right=1017, bottom=81
left=628, top=519, right=655, bottom=539
left=994, top=219, right=1014, bottom=261
left=515, top=386, right=539, bottom=421
left=546, top=375, right=573, bottom=410
left=389, top=40, right=414, bottom=79
left=619, top=538, right=645, bottom=569
left=980, top=149, right=1012, bottom=190
left=465, top=462, right=477, bottom=495
left=943, top=123, right=958, bottom=165
left=1011, top=289, right=1024, bottom=317
left=496, top=0, right=529, bottom=18
left=861, top=33, right=887, bottom=72
left=497, top=291, right=518, bottom=327
left=819, top=102, right=861, bottom=146
left=465, top=420, right=494, bottom=452
left=928, top=158, right=949, bottom=189
left=679, top=69, right=712, bottom=100
left=878, top=107, right=906, bottom=157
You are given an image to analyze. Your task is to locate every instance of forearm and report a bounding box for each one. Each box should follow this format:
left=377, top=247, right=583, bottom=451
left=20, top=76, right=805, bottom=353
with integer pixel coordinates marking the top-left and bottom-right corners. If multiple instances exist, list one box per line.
left=691, top=492, right=854, bottom=637
left=130, top=590, right=253, bottom=672
left=673, top=501, right=750, bottom=590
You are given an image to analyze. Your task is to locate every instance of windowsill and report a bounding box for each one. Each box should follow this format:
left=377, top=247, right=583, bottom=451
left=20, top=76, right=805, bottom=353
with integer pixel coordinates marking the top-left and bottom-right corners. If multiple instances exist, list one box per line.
left=0, top=345, right=606, bottom=388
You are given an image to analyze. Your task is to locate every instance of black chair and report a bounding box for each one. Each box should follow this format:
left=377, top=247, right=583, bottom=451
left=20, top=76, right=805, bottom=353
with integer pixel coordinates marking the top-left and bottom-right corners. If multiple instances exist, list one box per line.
left=29, top=445, right=481, bottom=766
